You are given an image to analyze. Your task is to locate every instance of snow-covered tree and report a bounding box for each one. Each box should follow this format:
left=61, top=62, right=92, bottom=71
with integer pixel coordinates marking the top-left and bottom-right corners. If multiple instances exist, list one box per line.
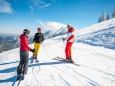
left=112, top=8, right=115, bottom=18
left=106, top=14, right=110, bottom=20
left=101, top=11, right=106, bottom=21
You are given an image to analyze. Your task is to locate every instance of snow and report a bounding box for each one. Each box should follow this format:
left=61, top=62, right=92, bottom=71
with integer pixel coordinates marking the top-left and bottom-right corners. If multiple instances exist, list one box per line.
left=77, top=18, right=115, bottom=35
left=43, top=18, right=115, bottom=49
left=39, top=21, right=66, bottom=32
left=1, top=18, right=115, bottom=86
left=0, top=39, right=115, bottom=86
left=76, top=18, right=115, bottom=49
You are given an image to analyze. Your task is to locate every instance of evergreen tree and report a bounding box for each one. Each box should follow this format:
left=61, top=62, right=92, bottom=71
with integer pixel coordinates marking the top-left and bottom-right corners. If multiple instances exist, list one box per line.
left=106, top=14, right=110, bottom=20
left=101, top=11, right=106, bottom=21
left=112, top=8, right=115, bottom=18
left=98, top=16, right=102, bottom=23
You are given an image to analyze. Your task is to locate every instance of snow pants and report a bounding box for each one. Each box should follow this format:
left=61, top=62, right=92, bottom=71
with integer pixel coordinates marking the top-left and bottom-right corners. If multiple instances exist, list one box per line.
left=17, top=51, right=29, bottom=75
left=65, top=42, right=73, bottom=59
left=33, top=43, right=41, bottom=57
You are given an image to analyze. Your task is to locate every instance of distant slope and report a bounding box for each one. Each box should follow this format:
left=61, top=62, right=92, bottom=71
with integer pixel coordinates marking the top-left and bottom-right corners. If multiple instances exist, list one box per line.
left=76, top=18, right=115, bottom=49
left=44, top=18, right=115, bottom=49
left=44, top=27, right=67, bottom=38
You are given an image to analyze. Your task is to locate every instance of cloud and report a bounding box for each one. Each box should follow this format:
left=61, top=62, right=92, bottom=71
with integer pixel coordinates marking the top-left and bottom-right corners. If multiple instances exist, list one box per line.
left=38, top=3, right=51, bottom=9
left=31, top=0, right=52, bottom=9
left=30, top=0, right=60, bottom=11
left=38, top=20, right=66, bottom=31
left=0, top=0, right=13, bottom=13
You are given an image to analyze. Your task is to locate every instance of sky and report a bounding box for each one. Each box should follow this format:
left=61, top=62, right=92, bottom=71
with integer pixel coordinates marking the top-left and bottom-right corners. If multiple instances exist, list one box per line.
left=0, top=0, right=115, bottom=35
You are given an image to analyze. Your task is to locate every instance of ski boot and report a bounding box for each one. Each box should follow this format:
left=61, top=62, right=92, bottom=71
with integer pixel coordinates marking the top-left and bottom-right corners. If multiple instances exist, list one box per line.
left=35, top=58, right=39, bottom=63
left=31, top=54, right=36, bottom=63
left=34, top=54, right=39, bottom=62
left=68, top=58, right=74, bottom=63
left=17, top=74, right=21, bottom=80
left=21, top=74, right=25, bottom=80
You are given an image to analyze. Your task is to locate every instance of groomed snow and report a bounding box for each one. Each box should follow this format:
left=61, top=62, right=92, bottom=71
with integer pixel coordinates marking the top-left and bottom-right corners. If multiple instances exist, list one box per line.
left=0, top=39, right=115, bottom=86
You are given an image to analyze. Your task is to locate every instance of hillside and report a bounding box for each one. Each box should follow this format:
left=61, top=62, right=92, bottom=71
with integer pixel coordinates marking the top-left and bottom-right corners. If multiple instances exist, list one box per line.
left=0, top=39, right=115, bottom=86
left=76, top=18, right=115, bottom=49
left=51, top=18, right=115, bottom=49
left=0, top=19, right=115, bottom=86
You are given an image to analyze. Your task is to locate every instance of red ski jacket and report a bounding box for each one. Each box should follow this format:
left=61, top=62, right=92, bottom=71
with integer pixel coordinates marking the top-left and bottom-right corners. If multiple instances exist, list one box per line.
left=20, top=34, right=31, bottom=51
left=67, top=27, right=75, bottom=43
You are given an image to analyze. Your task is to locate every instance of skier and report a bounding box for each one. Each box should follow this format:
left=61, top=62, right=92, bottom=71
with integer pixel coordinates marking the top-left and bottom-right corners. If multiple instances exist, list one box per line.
left=63, top=24, right=75, bottom=63
left=32, top=28, right=44, bottom=62
left=17, top=29, right=35, bottom=80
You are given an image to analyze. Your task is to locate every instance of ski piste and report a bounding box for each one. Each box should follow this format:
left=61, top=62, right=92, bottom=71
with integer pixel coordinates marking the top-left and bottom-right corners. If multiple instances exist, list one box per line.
left=30, top=57, right=41, bottom=72
left=30, top=59, right=41, bottom=85
left=12, top=61, right=41, bottom=86
left=53, top=57, right=80, bottom=66
left=53, top=57, right=115, bottom=78
left=12, top=74, right=23, bottom=86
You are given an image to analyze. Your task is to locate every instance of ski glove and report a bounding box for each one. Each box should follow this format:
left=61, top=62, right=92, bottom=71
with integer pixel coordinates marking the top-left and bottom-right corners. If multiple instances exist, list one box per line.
left=30, top=49, right=35, bottom=52
left=63, top=38, right=66, bottom=41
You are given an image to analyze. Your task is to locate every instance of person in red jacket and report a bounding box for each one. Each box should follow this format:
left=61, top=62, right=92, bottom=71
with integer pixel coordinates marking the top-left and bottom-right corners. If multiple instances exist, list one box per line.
left=17, top=29, right=35, bottom=80
left=63, top=24, right=75, bottom=63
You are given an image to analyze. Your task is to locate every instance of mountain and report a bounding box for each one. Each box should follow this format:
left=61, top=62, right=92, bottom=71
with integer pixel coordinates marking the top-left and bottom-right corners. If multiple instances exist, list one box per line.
left=0, top=19, right=115, bottom=86
left=76, top=18, right=115, bottom=49
left=44, top=27, right=67, bottom=38
left=48, top=18, right=115, bottom=49
left=0, top=34, right=19, bottom=52
left=39, top=21, right=67, bottom=38
left=0, top=34, right=34, bottom=52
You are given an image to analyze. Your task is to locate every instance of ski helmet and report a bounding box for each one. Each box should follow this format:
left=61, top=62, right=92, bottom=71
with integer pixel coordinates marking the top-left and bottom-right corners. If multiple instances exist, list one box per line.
left=23, top=29, right=30, bottom=34
left=67, top=24, right=72, bottom=27
left=38, top=28, right=41, bottom=31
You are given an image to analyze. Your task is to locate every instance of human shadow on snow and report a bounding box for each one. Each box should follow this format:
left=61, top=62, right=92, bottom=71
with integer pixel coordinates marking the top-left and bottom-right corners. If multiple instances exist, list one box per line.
left=29, top=61, right=66, bottom=67
left=0, top=60, right=66, bottom=83
left=0, top=75, right=17, bottom=83
left=0, top=60, right=19, bottom=66
left=0, top=61, right=65, bottom=73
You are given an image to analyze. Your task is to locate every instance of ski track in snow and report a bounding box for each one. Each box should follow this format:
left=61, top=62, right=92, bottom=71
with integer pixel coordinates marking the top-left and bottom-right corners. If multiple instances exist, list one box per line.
left=0, top=40, right=115, bottom=86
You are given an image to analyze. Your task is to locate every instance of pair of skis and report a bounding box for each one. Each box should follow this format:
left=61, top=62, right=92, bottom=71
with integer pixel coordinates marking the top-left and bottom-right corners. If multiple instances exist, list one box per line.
left=12, top=59, right=40, bottom=86
left=53, top=57, right=80, bottom=66
left=12, top=74, right=24, bottom=86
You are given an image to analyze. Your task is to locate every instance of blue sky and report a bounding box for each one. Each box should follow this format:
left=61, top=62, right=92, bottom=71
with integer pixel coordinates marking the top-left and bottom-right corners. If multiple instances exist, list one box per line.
left=0, top=0, right=115, bottom=34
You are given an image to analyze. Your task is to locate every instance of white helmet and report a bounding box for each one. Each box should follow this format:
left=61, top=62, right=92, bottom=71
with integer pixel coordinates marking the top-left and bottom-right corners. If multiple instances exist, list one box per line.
left=67, top=24, right=72, bottom=27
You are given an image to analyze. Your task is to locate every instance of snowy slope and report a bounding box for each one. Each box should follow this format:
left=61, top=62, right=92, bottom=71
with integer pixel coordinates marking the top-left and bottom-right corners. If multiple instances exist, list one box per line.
left=40, top=21, right=67, bottom=38
left=0, top=18, right=115, bottom=86
left=76, top=18, right=115, bottom=49
left=44, top=27, right=67, bottom=38
left=77, top=18, right=115, bottom=35
left=0, top=39, right=115, bottom=86
left=44, top=18, right=115, bottom=49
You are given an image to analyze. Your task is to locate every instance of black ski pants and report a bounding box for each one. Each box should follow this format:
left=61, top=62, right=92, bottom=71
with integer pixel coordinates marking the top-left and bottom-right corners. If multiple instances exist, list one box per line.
left=17, top=50, right=29, bottom=75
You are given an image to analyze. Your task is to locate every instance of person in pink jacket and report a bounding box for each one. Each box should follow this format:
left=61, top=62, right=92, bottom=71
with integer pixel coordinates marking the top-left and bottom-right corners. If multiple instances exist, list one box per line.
left=63, top=24, right=75, bottom=63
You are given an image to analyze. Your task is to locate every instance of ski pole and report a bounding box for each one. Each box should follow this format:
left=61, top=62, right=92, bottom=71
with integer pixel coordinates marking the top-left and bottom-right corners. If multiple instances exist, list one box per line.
left=38, top=62, right=41, bottom=71
left=30, top=43, right=34, bottom=57
left=60, top=40, right=66, bottom=58
left=42, top=43, right=50, bottom=58
left=32, top=66, right=39, bottom=84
